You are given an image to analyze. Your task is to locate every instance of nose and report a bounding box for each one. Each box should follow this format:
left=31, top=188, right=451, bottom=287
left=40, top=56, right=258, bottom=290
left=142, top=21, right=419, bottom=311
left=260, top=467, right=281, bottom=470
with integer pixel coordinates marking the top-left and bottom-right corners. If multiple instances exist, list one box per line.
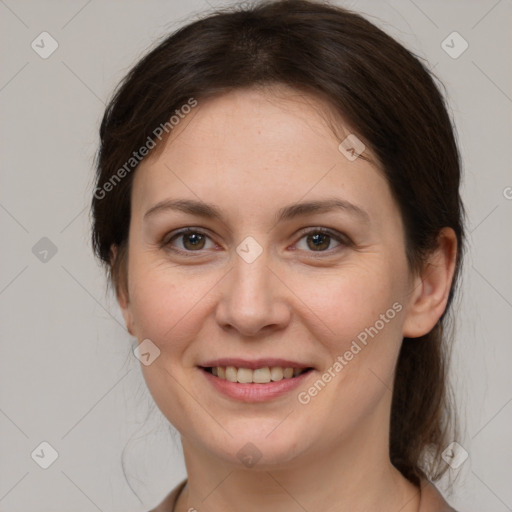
left=215, top=249, right=291, bottom=337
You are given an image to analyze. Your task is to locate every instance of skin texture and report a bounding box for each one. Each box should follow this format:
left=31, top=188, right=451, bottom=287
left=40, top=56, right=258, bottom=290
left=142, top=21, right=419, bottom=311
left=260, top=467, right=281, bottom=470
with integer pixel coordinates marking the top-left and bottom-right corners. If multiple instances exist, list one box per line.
left=115, top=85, right=457, bottom=512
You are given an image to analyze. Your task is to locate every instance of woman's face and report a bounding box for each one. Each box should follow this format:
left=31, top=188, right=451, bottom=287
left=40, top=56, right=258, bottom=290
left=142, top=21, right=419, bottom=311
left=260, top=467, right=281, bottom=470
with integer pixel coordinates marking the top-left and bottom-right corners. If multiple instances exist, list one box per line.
left=119, top=86, right=419, bottom=468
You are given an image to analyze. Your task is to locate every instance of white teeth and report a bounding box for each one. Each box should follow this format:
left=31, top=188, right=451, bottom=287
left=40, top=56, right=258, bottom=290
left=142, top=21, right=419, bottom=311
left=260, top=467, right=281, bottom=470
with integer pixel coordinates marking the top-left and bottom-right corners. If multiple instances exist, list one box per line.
left=210, top=365, right=308, bottom=383
left=237, top=367, right=253, bottom=383
left=270, top=366, right=283, bottom=381
left=253, top=367, right=271, bottom=383
left=225, top=366, right=237, bottom=382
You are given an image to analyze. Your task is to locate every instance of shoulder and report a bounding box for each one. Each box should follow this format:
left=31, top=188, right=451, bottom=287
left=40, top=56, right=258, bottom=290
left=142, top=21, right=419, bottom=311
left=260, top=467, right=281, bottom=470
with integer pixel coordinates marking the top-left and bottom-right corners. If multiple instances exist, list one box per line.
left=146, top=479, right=188, bottom=512
left=419, top=478, right=459, bottom=512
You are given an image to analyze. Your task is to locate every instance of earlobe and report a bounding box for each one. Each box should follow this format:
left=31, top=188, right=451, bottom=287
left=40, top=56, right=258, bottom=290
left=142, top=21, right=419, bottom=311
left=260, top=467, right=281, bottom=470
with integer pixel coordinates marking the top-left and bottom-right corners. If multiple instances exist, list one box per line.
left=118, top=287, right=135, bottom=337
left=117, top=286, right=133, bottom=335
left=402, top=228, right=458, bottom=338
left=120, top=305, right=135, bottom=337
left=110, top=244, right=135, bottom=336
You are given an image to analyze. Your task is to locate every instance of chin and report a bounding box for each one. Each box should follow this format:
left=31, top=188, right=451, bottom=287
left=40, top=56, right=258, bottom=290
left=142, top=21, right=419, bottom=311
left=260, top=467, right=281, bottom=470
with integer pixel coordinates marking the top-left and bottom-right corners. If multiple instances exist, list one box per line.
left=195, top=419, right=313, bottom=469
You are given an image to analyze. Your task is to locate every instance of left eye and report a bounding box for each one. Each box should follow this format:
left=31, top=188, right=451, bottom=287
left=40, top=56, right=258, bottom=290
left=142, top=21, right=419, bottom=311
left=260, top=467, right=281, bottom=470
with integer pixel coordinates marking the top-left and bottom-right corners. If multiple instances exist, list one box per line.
left=295, top=228, right=345, bottom=252
left=162, top=228, right=347, bottom=254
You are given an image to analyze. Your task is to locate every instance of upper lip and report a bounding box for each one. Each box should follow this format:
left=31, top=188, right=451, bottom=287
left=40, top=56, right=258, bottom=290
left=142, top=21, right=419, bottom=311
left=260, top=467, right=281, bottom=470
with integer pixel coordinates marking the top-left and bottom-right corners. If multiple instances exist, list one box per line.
left=200, top=358, right=314, bottom=370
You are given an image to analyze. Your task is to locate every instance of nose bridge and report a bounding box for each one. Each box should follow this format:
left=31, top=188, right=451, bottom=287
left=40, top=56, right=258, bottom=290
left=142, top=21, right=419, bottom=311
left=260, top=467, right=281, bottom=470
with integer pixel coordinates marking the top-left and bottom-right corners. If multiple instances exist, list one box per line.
left=233, top=249, right=272, bottom=304
left=215, top=241, right=290, bottom=336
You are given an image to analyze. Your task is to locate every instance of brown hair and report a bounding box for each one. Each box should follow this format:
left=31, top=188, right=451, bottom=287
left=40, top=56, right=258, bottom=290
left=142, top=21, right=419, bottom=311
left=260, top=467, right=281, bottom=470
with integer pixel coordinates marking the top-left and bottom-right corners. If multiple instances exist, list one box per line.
left=91, top=0, right=465, bottom=486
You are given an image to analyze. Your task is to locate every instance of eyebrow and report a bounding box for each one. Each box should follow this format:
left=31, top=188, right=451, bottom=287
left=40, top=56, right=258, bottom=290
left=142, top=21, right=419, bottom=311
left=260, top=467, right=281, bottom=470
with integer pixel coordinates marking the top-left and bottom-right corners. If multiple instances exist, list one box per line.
left=143, top=197, right=370, bottom=224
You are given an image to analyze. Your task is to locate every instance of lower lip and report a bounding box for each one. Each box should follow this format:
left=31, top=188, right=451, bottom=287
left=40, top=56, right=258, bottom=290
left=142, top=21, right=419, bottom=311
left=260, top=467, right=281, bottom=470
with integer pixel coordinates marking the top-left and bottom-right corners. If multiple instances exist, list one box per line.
left=200, top=368, right=314, bottom=402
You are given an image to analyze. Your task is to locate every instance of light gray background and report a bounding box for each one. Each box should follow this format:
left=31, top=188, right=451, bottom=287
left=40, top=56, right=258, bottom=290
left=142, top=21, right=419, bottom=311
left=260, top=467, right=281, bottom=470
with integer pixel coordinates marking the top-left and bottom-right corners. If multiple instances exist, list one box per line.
left=1, top=0, right=511, bottom=510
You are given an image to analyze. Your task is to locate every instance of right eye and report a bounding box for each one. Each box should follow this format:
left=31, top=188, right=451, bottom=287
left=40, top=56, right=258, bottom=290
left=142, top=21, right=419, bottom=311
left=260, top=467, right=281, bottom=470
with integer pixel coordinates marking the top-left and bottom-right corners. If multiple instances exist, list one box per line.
left=162, top=228, right=217, bottom=254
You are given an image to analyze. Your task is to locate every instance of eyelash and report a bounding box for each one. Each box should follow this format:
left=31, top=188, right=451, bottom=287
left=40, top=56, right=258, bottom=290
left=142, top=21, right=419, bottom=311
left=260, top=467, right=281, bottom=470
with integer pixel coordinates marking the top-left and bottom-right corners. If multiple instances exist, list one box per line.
left=160, top=227, right=351, bottom=257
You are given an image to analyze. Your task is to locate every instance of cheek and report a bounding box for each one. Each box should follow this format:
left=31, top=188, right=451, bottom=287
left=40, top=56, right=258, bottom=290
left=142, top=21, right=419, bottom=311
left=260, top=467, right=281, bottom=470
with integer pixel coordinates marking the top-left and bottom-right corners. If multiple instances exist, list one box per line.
left=293, top=269, right=405, bottom=418
left=291, top=263, right=403, bottom=347
left=292, top=264, right=407, bottom=414
left=127, top=263, right=218, bottom=430
left=127, top=258, right=219, bottom=353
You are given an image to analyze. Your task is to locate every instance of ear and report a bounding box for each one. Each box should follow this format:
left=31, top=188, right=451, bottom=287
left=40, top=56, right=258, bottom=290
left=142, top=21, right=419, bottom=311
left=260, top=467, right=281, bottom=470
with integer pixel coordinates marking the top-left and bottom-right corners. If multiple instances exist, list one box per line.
left=402, top=227, right=458, bottom=338
left=110, top=244, right=135, bottom=337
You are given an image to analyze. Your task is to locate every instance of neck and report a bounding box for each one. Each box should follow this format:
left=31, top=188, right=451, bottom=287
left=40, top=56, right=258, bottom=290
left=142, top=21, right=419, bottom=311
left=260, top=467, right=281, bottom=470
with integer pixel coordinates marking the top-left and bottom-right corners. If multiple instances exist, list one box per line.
left=175, top=413, right=420, bottom=512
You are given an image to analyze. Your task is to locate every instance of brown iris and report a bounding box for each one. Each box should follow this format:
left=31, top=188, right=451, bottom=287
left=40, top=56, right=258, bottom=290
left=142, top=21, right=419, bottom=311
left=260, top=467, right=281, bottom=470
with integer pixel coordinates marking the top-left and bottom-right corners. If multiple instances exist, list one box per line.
left=182, top=232, right=206, bottom=250
left=307, top=232, right=331, bottom=251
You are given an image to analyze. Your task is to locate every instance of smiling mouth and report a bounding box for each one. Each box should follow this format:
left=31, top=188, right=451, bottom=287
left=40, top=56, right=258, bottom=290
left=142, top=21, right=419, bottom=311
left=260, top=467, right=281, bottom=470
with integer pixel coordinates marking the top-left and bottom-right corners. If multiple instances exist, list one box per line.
left=201, top=366, right=314, bottom=384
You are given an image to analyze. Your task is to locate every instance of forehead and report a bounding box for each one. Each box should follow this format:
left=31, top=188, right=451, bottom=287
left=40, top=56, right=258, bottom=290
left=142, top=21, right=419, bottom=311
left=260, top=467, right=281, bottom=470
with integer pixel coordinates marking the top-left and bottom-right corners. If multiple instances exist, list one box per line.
left=131, top=86, right=395, bottom=227
left=152, top=85, right=374, bottom=162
